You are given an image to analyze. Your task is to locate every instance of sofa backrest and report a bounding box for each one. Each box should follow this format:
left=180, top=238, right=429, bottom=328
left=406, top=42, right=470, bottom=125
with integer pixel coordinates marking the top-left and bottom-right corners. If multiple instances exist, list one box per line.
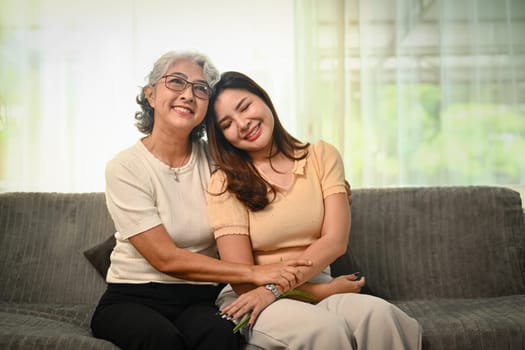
left=338, top=186, right=525, bottom=301
left=2, top=187, right=524, bottom=304
left=0, top=192, right=114, bottom=304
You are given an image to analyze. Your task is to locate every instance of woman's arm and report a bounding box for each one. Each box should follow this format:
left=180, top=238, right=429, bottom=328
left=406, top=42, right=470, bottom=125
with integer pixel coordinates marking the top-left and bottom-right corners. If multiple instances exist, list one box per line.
left=216, top=192, right=351, bottom=294
left=291, top=192, right=351, bottom=286
left=217, top=239, right=365, bottom=328
left=129, top=224, right=309, bottom=289
left=215, top=233, right=282, bottom=327
left=250, top=192, right=356, bottom=302
left=214, top=233, right=267, bottom=294
left=215, top=193, right=357, bottom=325
left=288, top=274, right=365, bottom=301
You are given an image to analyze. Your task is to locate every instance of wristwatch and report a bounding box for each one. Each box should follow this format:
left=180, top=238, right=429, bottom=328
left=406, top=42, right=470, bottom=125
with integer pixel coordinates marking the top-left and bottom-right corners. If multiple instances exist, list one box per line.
left=264, top=283, right=281, bottom=299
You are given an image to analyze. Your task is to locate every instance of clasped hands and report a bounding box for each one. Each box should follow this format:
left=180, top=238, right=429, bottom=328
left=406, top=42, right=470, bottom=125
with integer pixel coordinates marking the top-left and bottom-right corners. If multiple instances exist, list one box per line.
left=221, top=261, right=365, bottom=331
left=251, top=259, right=312, bottom=293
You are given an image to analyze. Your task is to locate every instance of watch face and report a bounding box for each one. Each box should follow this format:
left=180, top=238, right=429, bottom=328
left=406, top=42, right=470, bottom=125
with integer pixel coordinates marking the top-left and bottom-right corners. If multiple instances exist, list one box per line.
left=265, top=283, right=280, bottom=298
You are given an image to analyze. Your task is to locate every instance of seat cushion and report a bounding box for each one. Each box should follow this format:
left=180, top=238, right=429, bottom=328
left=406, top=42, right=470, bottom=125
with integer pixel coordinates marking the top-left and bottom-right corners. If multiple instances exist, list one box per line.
left=0, top=303, right=119, bottom=350
left=396, top=295, right=525, bottom=350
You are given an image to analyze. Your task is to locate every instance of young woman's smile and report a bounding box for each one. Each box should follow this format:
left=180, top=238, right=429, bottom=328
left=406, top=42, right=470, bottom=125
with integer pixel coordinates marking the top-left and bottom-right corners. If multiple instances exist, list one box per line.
left=243, top=122, right=262, bottom=142
left=214, top=89, right=274, bottom=157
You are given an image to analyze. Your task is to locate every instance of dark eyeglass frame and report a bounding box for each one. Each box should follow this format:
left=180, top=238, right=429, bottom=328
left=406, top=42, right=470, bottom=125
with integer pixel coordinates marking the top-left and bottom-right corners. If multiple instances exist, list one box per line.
left=159, top=74, right=212, bottom=100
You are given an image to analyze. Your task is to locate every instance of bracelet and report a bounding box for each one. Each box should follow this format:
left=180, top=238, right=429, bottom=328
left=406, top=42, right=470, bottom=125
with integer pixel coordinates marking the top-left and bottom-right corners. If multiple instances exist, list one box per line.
left=264, top=283, right=281, bottom=299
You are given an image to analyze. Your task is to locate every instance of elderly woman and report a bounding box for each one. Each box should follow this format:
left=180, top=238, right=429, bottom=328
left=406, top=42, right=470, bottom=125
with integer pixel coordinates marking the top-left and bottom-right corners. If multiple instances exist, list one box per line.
left=90, top=51, right=310, bottom=350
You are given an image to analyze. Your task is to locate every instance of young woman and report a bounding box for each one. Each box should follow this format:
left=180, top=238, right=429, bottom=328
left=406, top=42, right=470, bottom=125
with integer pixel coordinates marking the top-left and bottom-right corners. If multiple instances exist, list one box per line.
left=90, top=52, right=310, bottom=350
left=206, top=71, right=422, bottom=349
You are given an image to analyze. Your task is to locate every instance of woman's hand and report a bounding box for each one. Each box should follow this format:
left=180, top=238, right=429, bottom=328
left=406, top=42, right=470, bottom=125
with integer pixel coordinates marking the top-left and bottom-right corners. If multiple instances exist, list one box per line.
left=251, top=260, right=312, bottom=292
left=326, top=273, right=366, bottom=295
left=221, top=286, right=276, bottom=328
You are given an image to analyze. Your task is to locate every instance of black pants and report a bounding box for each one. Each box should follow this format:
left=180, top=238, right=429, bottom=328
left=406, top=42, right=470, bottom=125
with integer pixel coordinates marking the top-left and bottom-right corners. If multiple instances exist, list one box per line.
left=90, top=283, right=243, bottom=350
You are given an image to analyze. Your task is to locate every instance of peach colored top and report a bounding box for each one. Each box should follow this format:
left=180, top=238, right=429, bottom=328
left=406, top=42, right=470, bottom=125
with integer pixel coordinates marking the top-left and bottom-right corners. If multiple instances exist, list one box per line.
left=207, top=141, right=346, bottom=265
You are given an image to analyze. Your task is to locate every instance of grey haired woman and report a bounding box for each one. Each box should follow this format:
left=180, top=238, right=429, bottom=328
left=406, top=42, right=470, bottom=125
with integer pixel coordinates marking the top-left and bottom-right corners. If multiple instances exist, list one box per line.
left=89, top=51, right=310, bottom=350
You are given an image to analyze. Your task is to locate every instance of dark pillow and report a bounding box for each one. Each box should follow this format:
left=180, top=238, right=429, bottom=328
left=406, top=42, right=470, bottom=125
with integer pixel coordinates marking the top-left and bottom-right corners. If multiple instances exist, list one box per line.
left=83, top=235, right=115, bottom=278
left=331, top=249, right=375, bottom=296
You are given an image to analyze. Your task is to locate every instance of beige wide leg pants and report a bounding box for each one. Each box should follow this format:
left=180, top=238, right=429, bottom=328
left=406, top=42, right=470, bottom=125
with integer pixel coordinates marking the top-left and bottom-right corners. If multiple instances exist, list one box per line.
left=217, top=286, right=422, bottom=350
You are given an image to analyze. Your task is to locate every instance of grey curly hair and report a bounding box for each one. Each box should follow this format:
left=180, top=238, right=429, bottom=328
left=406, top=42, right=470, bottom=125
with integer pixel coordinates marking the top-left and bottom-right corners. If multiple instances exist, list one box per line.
left=134, top=50, right=220, bottom=139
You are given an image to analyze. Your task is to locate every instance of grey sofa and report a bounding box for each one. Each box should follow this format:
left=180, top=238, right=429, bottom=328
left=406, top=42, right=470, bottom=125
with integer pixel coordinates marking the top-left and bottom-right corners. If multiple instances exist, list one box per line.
left=0, top=192, right=118, bottom=350
left=1, top=186, right=524, bottom=349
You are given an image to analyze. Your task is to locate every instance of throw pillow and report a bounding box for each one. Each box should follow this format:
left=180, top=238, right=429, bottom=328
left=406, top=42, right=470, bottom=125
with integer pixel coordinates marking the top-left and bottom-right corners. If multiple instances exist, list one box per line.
left=331, top=249, right=375, bottom=296
left=83, top=235, right=115, bottom=278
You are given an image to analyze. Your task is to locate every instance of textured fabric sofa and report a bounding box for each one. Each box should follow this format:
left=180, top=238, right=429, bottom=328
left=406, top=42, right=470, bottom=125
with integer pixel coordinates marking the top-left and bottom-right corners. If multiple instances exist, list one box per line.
left=0, top=193, right=118, bottom=350
left=331, top=186, right=525, bottom=349
left=1, top=186, right=524, bottom=349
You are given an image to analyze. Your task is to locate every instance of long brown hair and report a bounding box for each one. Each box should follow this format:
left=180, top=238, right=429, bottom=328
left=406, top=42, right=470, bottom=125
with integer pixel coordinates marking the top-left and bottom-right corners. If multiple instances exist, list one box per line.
left=206, top=71, right=309, bottom=211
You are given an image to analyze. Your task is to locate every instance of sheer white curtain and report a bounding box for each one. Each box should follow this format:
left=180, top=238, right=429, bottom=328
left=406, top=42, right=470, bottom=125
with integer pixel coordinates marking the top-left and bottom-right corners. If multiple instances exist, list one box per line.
left=0, top=0, right=296, bottom=192
left=2, top=0, right=524, bottom=194
left=294, top=0, right=525, bottom=193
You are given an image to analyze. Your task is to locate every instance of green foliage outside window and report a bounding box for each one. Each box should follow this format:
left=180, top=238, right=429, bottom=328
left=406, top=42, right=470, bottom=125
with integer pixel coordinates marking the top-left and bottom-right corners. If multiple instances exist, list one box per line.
left=336, top=83, right=525, bottom=187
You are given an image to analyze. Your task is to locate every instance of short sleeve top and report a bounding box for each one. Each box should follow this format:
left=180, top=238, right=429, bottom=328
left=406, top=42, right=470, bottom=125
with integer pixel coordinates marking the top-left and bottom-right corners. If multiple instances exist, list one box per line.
left=207, top=141, right=346, bottom=265
left=105, top=139, right=216, bottom=284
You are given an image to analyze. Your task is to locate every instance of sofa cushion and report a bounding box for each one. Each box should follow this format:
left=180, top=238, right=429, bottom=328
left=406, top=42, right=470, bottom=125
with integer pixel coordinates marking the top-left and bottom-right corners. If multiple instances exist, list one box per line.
left=0, top=303, right=119, bottom=350
left=0, top=192, right=114, bottom=304
left=348, top=186, right=525, bottom=301
left=396, top=295, right=525, bottom=350
left=83, top=235, right=115, bottom=279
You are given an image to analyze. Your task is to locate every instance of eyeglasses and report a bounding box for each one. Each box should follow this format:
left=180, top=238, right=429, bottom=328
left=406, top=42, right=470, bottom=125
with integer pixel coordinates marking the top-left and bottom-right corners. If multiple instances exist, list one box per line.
left=159, top=75, right=212, bottom=100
